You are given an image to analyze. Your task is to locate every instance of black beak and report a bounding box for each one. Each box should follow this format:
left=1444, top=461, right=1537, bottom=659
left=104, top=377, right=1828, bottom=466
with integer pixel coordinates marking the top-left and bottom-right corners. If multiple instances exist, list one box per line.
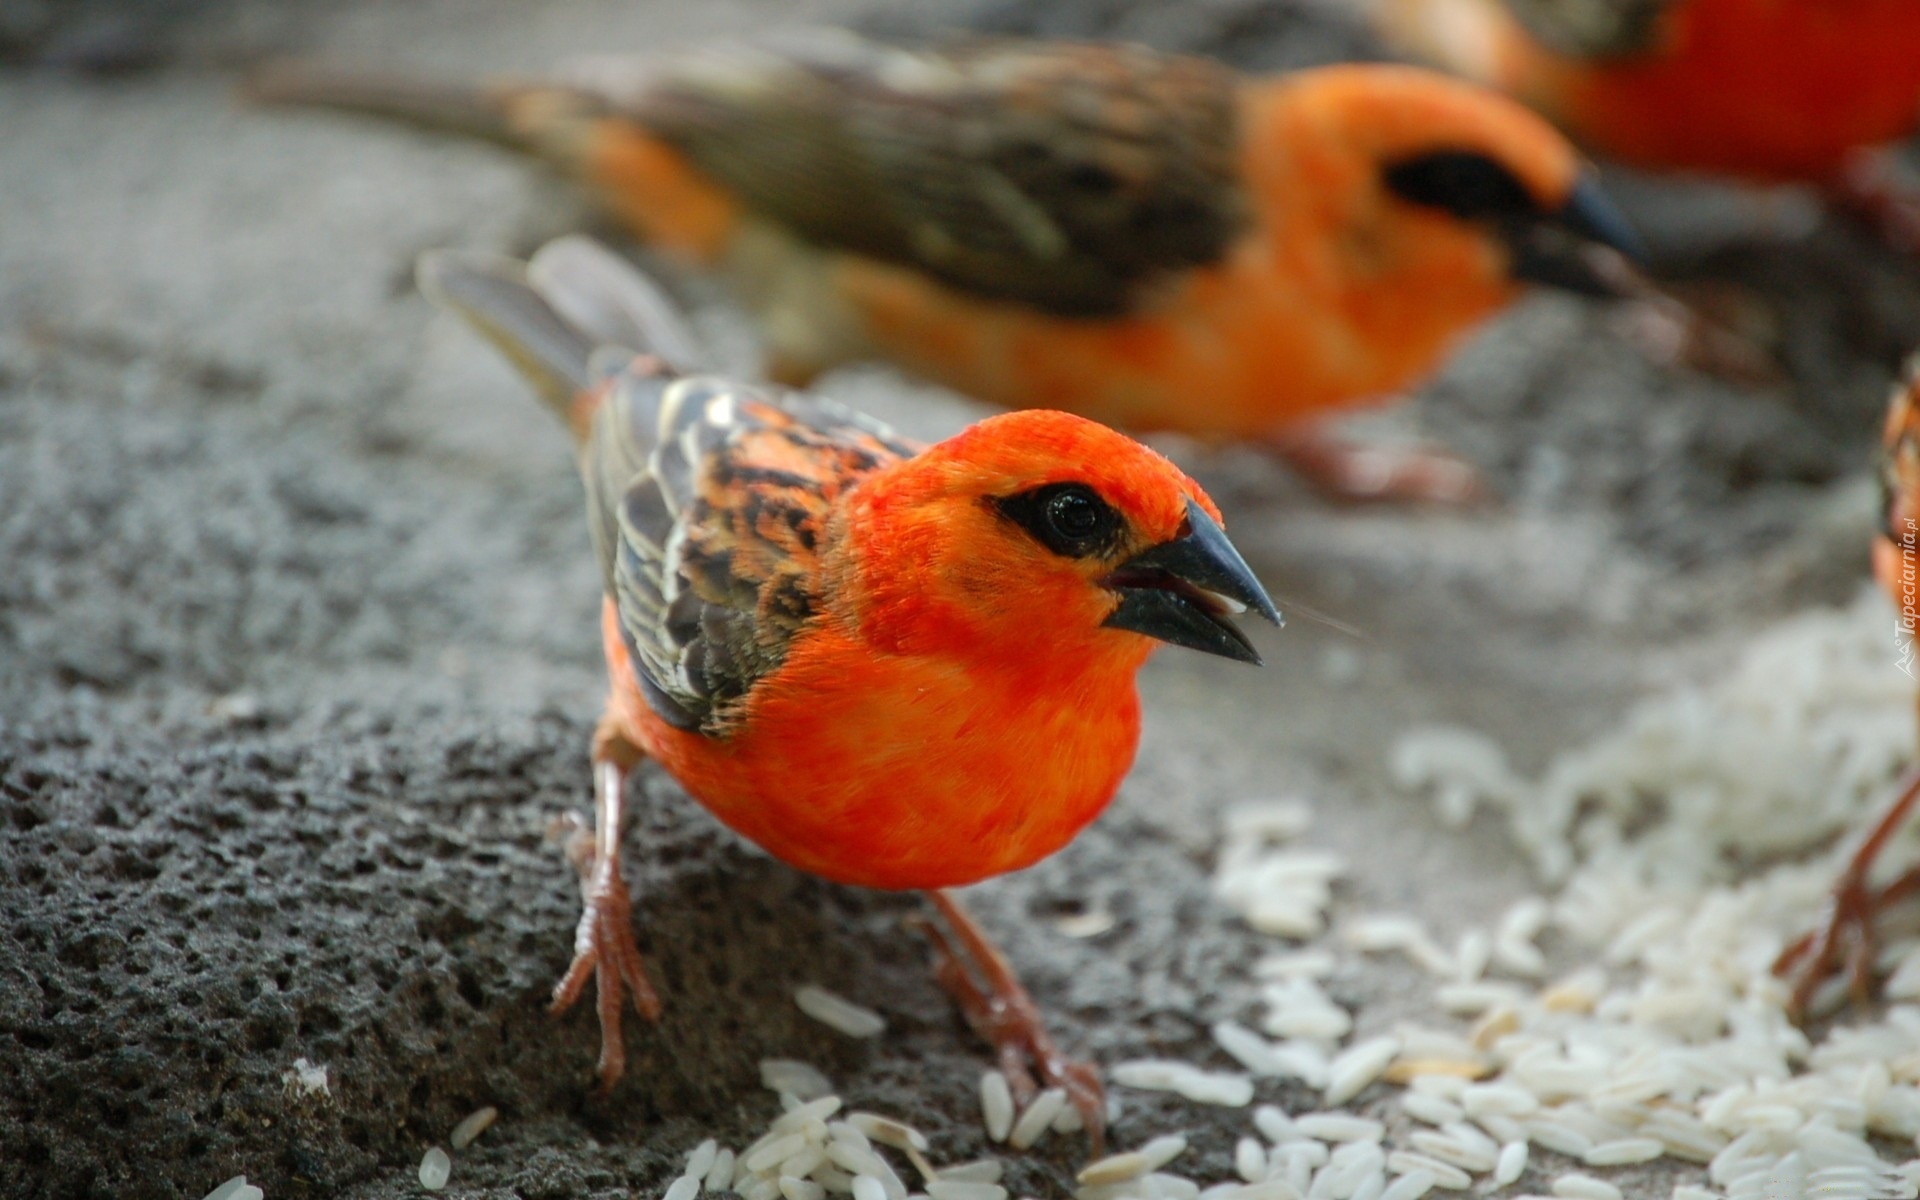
left=1100, top=500, right=1282, bottom=665
left=1507, top=173, right=1647, bottom=298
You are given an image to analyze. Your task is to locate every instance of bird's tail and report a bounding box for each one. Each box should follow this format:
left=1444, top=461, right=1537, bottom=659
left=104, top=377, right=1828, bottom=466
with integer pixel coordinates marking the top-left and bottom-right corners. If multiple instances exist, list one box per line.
left=243, top=63, right=610, bottom=169
left=415, top=236, right=706, bottom=442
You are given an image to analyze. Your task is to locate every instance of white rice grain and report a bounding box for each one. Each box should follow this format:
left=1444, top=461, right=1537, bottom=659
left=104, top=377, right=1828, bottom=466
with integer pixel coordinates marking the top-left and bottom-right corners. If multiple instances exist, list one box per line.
left=1377, top=1171, right=1437, bottom=1200
left=761, top=1060, right=833, bottom=1101
left=1078, top=1152, right=1154, bottom=1187
left=419, top=1146, right=452, bottom=1192
left=925, top=1183, right=1007, bottom=1200
left=709, top=1151, right=738, bottom=1193
left=846, top=1113, right=930, bottom=1153
left=795, top=985, right=886, bottom=1038
left=1007, top=1088, right=1067, bottom=1150
left=1112, top=1060, right=1255, bottom=1107
left=684, top=1139, right=721, bottom=1182
left=1401, top=1092, right=1463, bottom=1126
left=451, top=1105, right=499, bottom=1150
left=852, top=1176, right=889, bottom=1200
left=1235, top=1137, right=1267, bottom=1183
left=1295, top=1114, right=1384, bottom=1143
left=1495, top=1141, right=1528, bottom=1186
left=980, top=1071, right=1014, bottom=1143
left=202, top=1178, right=253, bottom=1200
left=1383, top=1152, right=1469, bottom=1190
left=1585, top=1138, right=1663, bottom=1167
left=781, top=1176, right=827, bottom=1200
left=937, top=1161, right=1004, bottom=1184
left=666, top=1174, right=702, bottom=1200
left=1326, top=1037, right=1400, bottom=1106
left=1550, top=1175, right=1623, bottom=1200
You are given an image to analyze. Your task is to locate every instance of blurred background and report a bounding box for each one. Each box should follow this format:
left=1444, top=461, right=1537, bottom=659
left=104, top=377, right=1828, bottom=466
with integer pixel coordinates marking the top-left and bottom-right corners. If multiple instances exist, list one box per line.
left=4, top=1, right=1918, bottom=1198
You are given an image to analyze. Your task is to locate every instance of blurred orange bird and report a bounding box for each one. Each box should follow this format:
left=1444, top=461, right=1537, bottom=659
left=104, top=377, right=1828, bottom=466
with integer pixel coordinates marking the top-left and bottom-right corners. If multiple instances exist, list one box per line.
left=1372, top=0, right=1920, bottom=239
left=416, top=235, right=1280, bottom=1139
left=253, top=33, right=1642, bottom=503
left=1776, top=362, right=1920, bottom=1016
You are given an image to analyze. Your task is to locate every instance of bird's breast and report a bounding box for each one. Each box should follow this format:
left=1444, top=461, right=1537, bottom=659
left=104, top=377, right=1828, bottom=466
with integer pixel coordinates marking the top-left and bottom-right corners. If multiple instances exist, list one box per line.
left=609, top=619, right=1144, bottom=891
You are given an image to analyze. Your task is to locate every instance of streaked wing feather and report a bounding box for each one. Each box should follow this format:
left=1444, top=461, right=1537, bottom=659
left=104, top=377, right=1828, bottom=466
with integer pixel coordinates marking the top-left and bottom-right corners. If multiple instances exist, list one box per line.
left=584, top=364, right=919, bottom=735
left=609, top=34, right=1249, bottom=316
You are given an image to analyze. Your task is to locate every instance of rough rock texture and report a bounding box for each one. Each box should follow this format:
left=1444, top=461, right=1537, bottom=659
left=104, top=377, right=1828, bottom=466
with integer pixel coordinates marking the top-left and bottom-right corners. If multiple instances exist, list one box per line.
left=3, top=1, right=1917, bottom=1198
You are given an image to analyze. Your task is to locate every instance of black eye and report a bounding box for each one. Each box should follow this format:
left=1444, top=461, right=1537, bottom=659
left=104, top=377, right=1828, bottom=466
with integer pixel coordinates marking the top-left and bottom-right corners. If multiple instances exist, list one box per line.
left=993, top=482, right=1125, bottom=558
left=1382, top=150, right=1541, bottom=222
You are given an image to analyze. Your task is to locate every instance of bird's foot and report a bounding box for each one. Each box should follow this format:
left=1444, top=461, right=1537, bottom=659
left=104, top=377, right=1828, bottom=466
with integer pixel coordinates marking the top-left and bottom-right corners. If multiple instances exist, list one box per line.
left=550, top=758, right=660, bottom=1093
left=1612, top=288, right=1782, bottom=387
left=1774, top=770, right=1920, bottom=1020
left=1773, top=867, right=1920, bottom=1019
left=1829, top=149, right=1920, bottom=255
left=915, top=890, right=1106, bottom=1153
left=552, top=855, right=662, bottom=1092
left=1263, top=428, right=1488, bottom=506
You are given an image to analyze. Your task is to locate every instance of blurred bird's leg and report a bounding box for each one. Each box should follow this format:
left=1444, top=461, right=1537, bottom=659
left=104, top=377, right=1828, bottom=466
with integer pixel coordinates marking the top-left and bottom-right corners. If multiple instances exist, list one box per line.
left=1773, top=768, right=1920, bottom=1019
left=551, top=716, right=662, bottom=1092
left=1828, top=148, right=1920, bottom=255
left=1262, top=424, right=1488, bottom=506
left=1581, top=246, right=1783, bottom=386
left=916, top=890, right=1107, bottom=1152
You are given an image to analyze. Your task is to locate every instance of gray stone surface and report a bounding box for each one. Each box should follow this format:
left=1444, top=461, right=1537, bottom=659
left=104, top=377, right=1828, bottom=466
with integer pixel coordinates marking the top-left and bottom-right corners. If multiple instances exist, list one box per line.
left=3, top=2, right=1917, bottom=1198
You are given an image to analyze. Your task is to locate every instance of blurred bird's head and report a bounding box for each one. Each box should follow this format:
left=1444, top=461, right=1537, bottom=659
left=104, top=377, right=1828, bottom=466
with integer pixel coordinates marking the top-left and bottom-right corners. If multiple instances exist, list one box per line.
left=838, top=409, right=1280, bottom=670
left=1244, top=64, right=1642, bottom=308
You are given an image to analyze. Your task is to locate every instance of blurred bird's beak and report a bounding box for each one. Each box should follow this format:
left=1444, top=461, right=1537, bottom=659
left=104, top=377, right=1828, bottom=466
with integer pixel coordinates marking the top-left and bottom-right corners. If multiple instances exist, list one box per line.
left=1101, top=500, right=1283, bottom=665
left=1506, top=173, right=1647, bottom=298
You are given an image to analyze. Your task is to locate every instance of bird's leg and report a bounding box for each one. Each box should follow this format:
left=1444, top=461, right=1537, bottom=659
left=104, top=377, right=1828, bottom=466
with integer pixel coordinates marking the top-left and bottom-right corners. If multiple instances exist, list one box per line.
left=914, top=889, right=1106, bottom=1152
left=1262, top=424, right=1487, bottom=506
left=1774, top=768, right=1920, bottom=1018
left=551, top=717, right=661, bottom=1092
left=1827, top=148, right=1920, bottom=255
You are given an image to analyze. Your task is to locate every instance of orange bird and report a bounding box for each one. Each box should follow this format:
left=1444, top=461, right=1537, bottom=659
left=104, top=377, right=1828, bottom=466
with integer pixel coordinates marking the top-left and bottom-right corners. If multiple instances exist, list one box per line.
left=1373, top=0, right=1920, bottom=241
left=1775, top=361, right=1920, bottom=1016
left=416, top=235, right=1281, bottom=1139
left=252, top=34, right=1642, bottom=503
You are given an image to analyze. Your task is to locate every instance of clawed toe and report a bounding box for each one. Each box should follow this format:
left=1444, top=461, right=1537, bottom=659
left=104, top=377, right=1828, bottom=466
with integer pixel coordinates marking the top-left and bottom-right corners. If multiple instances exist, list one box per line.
left=550, top=758, right=661, bottom=1093
left=916, top=890, right=1107, bottom=1153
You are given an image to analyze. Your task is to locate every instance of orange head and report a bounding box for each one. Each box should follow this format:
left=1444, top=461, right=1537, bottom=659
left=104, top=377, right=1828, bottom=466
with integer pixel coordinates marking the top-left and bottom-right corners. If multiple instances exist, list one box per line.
left=830, top=409, right=1280, bottom=671
left=1241, top=64, right=1642, bottom=310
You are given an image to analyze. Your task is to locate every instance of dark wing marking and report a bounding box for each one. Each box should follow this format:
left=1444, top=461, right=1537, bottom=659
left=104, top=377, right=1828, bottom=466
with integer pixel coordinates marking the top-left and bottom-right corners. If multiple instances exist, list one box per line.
left=608, top=32, right=1248, bottom=317
left=1498, top=0, right=1675, bottom=59
left=582, top=363, right=919, bottom=735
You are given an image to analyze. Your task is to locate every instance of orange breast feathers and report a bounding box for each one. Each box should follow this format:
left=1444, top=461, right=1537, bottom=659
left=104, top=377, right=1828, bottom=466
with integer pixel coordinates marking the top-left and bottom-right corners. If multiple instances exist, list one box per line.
left=835, top=67, right=1579, bottom=439
left=1486, top=0, right=1920, bottom=180
left=604, top=601, right=1143, bottom=891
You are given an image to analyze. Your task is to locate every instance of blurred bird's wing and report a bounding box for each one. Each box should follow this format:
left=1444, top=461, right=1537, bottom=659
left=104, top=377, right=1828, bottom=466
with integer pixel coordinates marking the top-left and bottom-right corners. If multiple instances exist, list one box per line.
left=594, top=32, right=1250, bottom=316
left=1497, top=0, right=1676, bottom=58
left=419, top=237, right=918, bottom=735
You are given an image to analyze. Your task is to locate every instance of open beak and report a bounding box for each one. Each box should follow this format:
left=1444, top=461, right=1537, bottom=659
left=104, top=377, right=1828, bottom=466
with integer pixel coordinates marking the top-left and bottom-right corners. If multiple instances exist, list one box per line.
left=1101, top=500, right=1282, bottom=665
left=1506, top=173, right=1647, bottom=298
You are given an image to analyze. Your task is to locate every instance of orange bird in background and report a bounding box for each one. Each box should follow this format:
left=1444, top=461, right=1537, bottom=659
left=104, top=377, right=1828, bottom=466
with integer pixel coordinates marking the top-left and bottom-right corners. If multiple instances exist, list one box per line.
left=416, top=235, right=1281, bottom=1140
left=1776, top=362, right=1920, bottom=1016
left=253, top=33, right=1643, bottom=503
left=1372, top=0, right=1920, bottom=243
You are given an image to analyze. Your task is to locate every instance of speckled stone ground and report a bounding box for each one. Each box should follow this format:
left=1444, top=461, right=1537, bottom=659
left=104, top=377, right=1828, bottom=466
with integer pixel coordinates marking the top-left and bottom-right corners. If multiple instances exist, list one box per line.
left=4, top=2, right=1917, bottom=1198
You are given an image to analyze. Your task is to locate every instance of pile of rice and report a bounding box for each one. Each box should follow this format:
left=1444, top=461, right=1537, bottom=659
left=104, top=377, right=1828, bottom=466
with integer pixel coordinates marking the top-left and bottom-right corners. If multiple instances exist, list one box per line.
left=1374, top=592, right=1920, bottom=1198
